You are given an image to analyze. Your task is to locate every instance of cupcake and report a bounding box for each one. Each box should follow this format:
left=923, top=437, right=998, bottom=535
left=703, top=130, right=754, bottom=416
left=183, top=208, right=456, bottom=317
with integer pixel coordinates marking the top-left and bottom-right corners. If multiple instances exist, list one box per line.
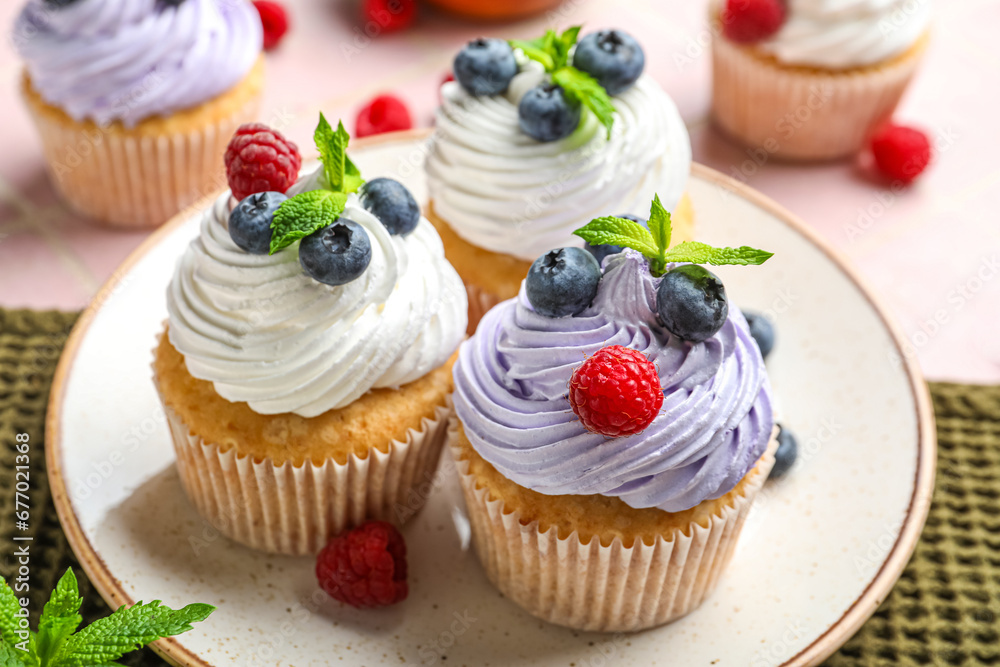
left=153, top=117, right=468, bottom=555
left=425, top=27, right=694, bottom=329
left=14, top=0, right=265, bottom=228
left=710, top=0, right=931, bottom=160
left=449, top=203, right=776, bottom=631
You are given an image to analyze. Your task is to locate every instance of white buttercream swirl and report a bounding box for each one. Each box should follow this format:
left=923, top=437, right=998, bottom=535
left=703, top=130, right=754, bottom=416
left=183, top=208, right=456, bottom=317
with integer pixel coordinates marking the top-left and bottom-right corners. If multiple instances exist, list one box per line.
left=755, top=0, right=931, bottom=68
left=166, top=174, right=468, bottom=417
left=425, top=70, right=691, bottom=262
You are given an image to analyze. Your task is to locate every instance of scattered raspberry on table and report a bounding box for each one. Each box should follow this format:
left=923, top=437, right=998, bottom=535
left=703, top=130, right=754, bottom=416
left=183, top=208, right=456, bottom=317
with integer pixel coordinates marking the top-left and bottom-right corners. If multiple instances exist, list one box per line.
left=356, top=95, right=413, bottom=138
left=316, top=521, right=409, bottom=609
left=224, top=123, right=301, bottom=202
left=870, top=124, right=932, bottom=183
left=362, top=0, right=417, bottom=33
left=569, top=345, right=664, bottom=438
left=252, top=1, right=289, bottom=50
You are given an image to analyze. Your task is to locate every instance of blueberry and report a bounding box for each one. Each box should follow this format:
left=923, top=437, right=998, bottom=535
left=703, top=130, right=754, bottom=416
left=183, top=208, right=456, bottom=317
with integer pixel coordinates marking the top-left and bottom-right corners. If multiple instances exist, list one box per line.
left=743, top=310, right=775, bottom=360
left=656, top=265, right=729, bottom=343
left=584, top=214, right=647, bottom=265
left=360, top=178, right=420, bottom=236
left=526, top=247, right=601, bottom=318
left=572, top=30, right=645, bottom=95
left=770, top=424, right=798, bottom=479
left=228, top=191, right=286, bottom=255
left=298, top=219, right=372, bottom=286
left=518, top=84, right=581, bottom=142
left=454, top=38, right=518, bottom=96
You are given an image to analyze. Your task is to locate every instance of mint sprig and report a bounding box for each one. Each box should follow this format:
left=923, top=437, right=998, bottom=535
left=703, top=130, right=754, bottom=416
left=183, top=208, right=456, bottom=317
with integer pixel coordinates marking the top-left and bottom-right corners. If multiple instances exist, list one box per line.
left=574, top=194, right=773, bottom=276
left=509, top=26, right=615, bottom=138
left=270, top=115, right=365, bottom=254
left=0, top=568, right=214, bottom=667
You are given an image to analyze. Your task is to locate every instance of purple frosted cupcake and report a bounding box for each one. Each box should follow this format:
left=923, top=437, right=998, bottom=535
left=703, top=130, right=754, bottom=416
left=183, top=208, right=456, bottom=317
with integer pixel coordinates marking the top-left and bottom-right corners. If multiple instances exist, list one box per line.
left=13, top=0, right=264, bottom=228
left=448, top=202, right=779, bottom=631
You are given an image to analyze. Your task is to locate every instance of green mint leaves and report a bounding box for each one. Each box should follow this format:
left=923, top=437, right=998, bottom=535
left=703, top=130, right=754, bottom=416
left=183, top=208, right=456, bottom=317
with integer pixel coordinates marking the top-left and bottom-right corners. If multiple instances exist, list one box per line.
left=0, top=568, right=214, bottom=667
left=270, top=114, right=364, bottom=254
left=270, top=189, right=348, bottom=254
left=574, top=194, right=773, bottom=276
left=509, top=26, right=616, bottom=137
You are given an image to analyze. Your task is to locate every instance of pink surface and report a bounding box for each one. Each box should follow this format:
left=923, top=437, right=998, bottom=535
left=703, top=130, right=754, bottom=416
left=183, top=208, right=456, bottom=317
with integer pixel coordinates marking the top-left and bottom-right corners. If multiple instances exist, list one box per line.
left=0, top=0, right=996, bottom=383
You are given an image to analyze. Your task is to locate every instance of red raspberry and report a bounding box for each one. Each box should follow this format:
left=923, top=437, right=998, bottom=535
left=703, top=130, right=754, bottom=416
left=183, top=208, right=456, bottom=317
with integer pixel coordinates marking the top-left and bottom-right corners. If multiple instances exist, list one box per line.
left=362, top=0, right=416, bottom=33
left=721, top=0, right=786, bottom=43
left=569, top=345, right=664, bottom=438
left=253, top=1, right=289, bottom=51
left=355, top=94, right=413, bottom=138
left=870, top=124, right=932, bottom=183
left=224, top=123, right=301, bottom=202
left=316, top=521, right=408, bottom=609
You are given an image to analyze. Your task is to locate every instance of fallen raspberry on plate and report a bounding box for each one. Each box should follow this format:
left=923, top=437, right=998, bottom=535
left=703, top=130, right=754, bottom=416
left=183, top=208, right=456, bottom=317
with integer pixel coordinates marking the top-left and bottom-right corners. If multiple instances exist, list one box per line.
left=252, top=1, right=289, bottom=50
left=316, top=521, right=408, bottom=609
left=721, top=0, right=786, bottom=43
left=362, top=0, right=417, bottom=33
left=356, top=95, right=413, bottom=138
left=569, top=345, right=664, bottom=438
left=224, top=123, right=301, bottom=202
left=870, top=124, right=932, bottom=183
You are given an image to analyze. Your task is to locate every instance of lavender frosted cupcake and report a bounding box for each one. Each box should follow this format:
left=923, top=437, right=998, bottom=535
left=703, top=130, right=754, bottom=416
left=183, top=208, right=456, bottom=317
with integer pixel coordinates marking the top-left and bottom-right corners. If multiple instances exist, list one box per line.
left=449, top=201, right=777, bottom=631
left=13, top=0, right=264, bottom=228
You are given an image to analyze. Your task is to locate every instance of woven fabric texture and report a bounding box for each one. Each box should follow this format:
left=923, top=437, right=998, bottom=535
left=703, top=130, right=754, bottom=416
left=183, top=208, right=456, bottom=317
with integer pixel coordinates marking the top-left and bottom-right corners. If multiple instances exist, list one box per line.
left=2, top=308, right=999, bottom=666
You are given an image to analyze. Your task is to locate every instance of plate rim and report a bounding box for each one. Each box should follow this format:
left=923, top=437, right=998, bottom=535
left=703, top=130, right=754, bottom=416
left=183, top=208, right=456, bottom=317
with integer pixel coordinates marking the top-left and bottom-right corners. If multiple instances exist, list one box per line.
left=44, top=128, right=936, bottom=667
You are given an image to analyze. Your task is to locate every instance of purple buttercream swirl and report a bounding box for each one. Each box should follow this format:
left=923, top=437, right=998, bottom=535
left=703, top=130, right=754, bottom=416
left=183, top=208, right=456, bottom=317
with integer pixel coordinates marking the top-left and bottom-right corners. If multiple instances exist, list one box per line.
left=453, top=250, right=774, bottom=512
left=14, top=0, right=262, bottom=127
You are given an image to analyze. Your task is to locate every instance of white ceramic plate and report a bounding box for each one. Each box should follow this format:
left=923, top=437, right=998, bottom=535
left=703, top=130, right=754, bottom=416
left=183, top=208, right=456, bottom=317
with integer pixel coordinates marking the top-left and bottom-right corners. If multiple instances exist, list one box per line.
left=47, top=131, right=935, bottom=667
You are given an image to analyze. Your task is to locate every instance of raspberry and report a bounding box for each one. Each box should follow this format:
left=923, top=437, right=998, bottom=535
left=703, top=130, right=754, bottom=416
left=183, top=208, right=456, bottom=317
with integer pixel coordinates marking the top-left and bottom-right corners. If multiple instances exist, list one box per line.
left=721, top=0, right=786, bottom=43
left=569, top=345, right=664, bottom=438
left=870, top=124, right=932, bottom=183
left=362, top=0, right=416, bottom=33
left=224, top=123, right=301, bottom=202
left=252, top=1, right=289, bottom=51
left=316, top=521, right=408, bottom=609
left=355, top=94, right=413, bottom=138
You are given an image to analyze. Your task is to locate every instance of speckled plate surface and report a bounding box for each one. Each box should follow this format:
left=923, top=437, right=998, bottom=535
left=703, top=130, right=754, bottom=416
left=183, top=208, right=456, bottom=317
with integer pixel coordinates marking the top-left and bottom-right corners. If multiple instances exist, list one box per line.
left=46, top=131, right=935, bottom=667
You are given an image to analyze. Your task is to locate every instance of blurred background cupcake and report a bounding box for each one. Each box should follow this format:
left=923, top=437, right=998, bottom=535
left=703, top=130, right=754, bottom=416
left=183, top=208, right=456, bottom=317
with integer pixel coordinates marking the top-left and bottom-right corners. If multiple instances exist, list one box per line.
left=710, top=0, right=931, bottom=161
left=14, top=0, right=265, bottom=229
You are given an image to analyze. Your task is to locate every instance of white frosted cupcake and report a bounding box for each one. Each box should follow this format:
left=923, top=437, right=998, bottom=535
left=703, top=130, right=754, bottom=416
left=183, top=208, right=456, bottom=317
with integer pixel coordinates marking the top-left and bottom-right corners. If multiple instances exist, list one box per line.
left=711, top=0, right=931, bottom=160
left=153, top=117, right=468, bottom=555
left=425, top=27, right=694, bottom=327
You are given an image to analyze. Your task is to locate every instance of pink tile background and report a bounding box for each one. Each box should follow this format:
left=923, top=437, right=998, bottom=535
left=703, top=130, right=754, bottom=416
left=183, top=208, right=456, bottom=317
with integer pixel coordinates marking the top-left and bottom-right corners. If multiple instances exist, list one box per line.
left=0, top=0, right=996, bottom=383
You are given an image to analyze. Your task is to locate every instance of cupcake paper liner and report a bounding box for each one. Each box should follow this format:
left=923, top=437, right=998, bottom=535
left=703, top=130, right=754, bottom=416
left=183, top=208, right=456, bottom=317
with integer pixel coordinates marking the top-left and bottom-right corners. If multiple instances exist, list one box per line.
left=153, top=350, right=452, bottom=555
left=22, top=76, right=261, bottom=229
left=711, top=33, right=927, bottom=161
left=449, top=419, right=778, bottom=632
left=465, top=282, right=504, bottom=334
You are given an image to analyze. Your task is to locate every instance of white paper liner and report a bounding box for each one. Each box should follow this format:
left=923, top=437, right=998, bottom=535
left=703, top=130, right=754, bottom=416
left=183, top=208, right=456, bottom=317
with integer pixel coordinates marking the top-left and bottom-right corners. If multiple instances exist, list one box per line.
left=23, top=82, right=260, bottom=229
left=449, top=419, right=778, bottom=632
left=153, top=367, right=452, bottom=555
left=711, top=31, right=927, bottom=161
left=465, top=282, right=504, bottom=335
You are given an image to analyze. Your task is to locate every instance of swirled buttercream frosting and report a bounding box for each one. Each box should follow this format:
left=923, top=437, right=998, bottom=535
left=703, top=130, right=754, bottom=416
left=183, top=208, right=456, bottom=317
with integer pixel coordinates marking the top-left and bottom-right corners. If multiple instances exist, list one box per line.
left=166, top=170, right=468, bottom=418
left=755, top=0, right=931, bottom=68
left=452, top=250, right=773, bottom=512
left=425, top=66, right=691, bottom=262
left=14, top=0, right=262, bottom=127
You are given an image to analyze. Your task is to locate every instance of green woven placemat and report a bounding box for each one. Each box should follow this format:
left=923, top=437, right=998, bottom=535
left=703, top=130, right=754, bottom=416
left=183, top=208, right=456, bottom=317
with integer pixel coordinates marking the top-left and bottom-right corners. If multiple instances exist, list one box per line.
left=2, top=309, right=999, bottom=666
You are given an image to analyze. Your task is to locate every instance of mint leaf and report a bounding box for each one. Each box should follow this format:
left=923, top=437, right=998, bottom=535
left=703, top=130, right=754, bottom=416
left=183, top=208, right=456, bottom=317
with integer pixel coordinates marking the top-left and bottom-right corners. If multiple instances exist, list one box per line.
left=49, top=602, right=214, bottom=667
left=573, top=216, right=658, bottom=258
left=552, top=26, right=580, bottom=70
left=647, top=194, right=672, bottom=257
left=270, top=189, right=348, bottom=254
left=552, top=67, right=615, bottom=138
left=314, top=114, right=364, bottom=195
left=0, top=578, right=25, bottom=652
left=36, top=570, right=82, bottom=666
left=0, top=641, right=29, bottom=667
left=509, top=37, right=555, bottom=71
left=662, top=242, right=774, bottom=266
